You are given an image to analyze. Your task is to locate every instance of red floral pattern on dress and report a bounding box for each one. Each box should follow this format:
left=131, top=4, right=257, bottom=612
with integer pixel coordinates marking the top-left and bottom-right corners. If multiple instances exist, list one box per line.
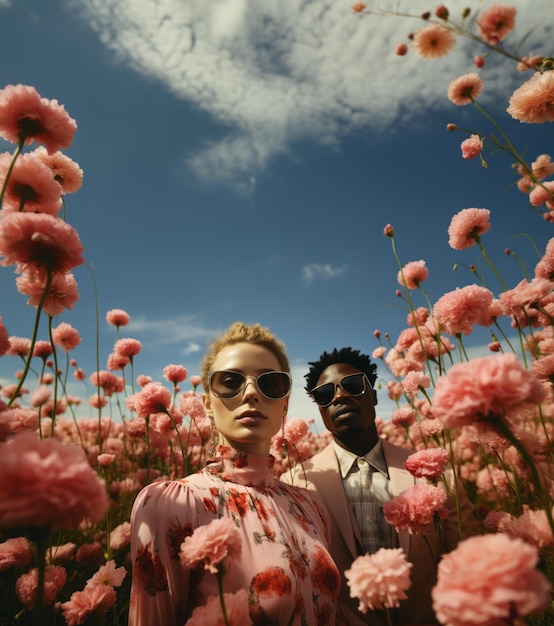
left=250, top=566, right=292, bottom=597
left=134, top=543, right=168, bottom=596
left=166, top=520, right=193, bottom=560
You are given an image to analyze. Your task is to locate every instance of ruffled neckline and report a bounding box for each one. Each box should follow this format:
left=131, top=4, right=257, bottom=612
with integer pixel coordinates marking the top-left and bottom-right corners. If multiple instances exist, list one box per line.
left=204, top=446, right=276, bottom=488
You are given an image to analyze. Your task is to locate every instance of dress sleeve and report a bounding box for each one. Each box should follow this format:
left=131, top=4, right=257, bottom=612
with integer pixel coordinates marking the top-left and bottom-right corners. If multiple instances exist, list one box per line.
left=128, top=479, right=200, bottom=626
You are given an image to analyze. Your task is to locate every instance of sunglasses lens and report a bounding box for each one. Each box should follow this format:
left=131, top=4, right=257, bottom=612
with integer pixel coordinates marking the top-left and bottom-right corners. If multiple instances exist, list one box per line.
left=258, top=372, right=291, bottom=399
left=311, top=374, right=367, bottom=406
left=210, top=371, right=245, bottom=398
left=341, top=374, right=366, bottom=396
left=311, top=383, right=335, bottom=406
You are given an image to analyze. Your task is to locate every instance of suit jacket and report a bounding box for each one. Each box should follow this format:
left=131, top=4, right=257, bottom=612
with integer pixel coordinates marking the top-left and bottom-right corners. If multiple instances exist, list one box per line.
left=281, top=439, right=481, bottom=626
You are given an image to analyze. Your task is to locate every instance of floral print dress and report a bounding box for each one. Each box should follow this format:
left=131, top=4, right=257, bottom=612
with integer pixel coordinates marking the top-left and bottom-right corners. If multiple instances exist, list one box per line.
left=128, top=446, right=341, bottom=625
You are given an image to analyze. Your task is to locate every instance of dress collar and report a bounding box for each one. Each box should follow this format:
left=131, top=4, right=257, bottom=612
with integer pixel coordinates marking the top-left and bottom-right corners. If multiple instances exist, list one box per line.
left=204, top=445, right=276, bottom=488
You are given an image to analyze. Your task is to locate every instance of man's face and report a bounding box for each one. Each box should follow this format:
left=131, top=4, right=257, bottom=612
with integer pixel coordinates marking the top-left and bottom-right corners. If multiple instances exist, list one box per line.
left=314, top=362, right=378, bottom=449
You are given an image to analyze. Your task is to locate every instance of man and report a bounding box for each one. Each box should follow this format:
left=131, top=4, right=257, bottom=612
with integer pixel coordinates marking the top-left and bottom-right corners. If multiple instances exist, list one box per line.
left=282, top=348, right=481, bottom=626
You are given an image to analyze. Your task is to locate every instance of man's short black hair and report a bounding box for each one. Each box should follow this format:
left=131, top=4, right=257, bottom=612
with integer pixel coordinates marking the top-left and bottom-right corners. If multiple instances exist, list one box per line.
left=305, top=347, right=378, bottom=393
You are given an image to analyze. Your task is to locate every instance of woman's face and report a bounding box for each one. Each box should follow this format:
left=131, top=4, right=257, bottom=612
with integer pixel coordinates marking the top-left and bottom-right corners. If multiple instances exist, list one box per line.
left=202, top=342, right=289, bottom=456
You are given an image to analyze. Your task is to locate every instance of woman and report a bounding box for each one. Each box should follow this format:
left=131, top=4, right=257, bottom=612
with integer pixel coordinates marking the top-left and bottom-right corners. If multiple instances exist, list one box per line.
left=128, top=322, right=342, bottom=625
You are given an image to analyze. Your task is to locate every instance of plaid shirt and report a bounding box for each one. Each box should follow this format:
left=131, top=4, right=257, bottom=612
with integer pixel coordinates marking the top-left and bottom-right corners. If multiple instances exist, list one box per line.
left=334, top=440, right=393, bottom=554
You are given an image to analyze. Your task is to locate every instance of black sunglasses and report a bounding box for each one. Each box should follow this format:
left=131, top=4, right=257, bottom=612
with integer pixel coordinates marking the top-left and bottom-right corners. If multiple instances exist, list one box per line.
left=209, top=370, right=291, bottom=400
left=310, top=373, right=369, bottom=407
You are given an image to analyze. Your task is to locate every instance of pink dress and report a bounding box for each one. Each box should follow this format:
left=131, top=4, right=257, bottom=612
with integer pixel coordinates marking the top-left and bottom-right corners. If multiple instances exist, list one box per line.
left=128, top=446, right=341, bottom=625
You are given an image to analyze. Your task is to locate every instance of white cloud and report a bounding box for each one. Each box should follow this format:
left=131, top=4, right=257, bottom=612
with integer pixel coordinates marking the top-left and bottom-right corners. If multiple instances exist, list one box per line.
left=66, top=0, right=553, bottom=186
left=126, top=314, right=215, bottom=349
left=302, top=262, right=346, bottom=285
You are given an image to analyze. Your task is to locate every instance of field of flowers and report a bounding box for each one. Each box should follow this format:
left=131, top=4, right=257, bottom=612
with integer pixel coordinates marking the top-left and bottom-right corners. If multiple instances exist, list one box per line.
left=1, top=2, right=553, bottom=625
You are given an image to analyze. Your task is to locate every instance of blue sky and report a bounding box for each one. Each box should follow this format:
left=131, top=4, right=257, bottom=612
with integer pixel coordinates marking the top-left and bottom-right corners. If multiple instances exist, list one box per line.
left=0, top=0, right=553, bottom=425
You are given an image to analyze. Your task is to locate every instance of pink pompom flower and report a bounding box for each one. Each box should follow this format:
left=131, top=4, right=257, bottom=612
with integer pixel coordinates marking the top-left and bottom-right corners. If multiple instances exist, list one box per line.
left=163, top=364, right=188, bottom=384
left=179, top=517, right=242, bottom=574
left=461, top=134, right=483, bottom=159
left=432, top=534, right=551, bottom=626
left=131, top=382, right=172, bottom=418
left=0, top=84, right=77, bottom=153
left=15, top=565, right=67, bottom=610
left=447, top=73, right=484, bottom=105
left=477, top=2, right=517, bottom=45
left=383, top=483, right=448, bottom=534
left=397, top=260, right=428, bottom=289
left=0, top=537, right=32, bottom=571
left=60, top=584, right=117, bottom=626
left=404, top=448, right=450, bottom=481
left=0, top=433, right=109, bottom=531
left=431, top=353, right=546, bottom=431
left=433, top=284, right=494, bottom=336
left=507, top=70, right=554, bottom=124
left=105, top=309, right=130, bottom=327
left=345, top=548, right=412, bottom=613
left=412, top=23, right=456, bottom=59
left=447, top=207, right=491, bottom=250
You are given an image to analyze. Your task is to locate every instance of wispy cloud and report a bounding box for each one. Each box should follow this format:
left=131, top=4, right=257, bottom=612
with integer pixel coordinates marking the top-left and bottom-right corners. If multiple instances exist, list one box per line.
left=125, top=314, right=215, bottom=353
left=66, top=0, right=552, bottom=187
left=302, top=262, right=346, bottom=285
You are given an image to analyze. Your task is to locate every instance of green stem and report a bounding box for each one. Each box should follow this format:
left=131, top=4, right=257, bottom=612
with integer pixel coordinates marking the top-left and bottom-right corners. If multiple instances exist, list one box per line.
left=216, top=569, right=230, bottom=626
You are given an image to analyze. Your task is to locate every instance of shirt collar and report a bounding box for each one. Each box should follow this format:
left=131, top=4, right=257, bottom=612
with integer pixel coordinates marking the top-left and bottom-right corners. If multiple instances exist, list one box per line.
left=334, top=439, right=389, bottom=479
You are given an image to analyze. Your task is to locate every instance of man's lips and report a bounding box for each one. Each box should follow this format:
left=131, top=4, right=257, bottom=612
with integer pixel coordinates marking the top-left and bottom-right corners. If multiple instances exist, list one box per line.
left=331, top=404, right=359, bottom=421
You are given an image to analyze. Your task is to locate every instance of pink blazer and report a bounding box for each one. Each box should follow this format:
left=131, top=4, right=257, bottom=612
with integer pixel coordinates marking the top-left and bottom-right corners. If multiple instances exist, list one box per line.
left=282, top=440, right=481, bottom=626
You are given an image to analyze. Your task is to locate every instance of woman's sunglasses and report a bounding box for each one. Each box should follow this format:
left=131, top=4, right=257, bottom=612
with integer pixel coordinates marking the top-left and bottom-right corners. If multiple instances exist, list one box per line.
left=310, top=373, right=369, bottom=407
left=209, top=370, right=292, bottom=400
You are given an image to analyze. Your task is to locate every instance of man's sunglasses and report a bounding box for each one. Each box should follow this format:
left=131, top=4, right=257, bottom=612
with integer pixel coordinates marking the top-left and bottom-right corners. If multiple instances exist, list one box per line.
left=209, top=370, right=292, bottom=400
left=310, top=373, right=369, bottom=407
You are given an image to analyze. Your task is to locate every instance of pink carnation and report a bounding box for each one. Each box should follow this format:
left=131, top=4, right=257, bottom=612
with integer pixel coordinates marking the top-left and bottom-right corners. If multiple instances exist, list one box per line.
left=460, top=134, right=483, bottom=159
left=477, top=2, right=517, bottom=45
left=0, top=537, right=32, bottom=571
left=504, top=506, right=554, bottom=549
left=60, top=584, right=117, bottom=626
left=0, top=212, right=84, bottom=274
left=432, top=534, right=551, bottom=626
left=184, top=589, right=252, bottom=626
left=345, top=548, right=412, bottom=612
left=110, top=522, right=131, bottom=551
left=105, top=309, right=130, bottom=327
left=51, top=321, right=81, bottom=351
left=16, top=270, right=79, bottom=316
left=163, top=363, right=188, bottom=384
left=402, top=371, right=431, bottom=398
left=433, top=284, right=494, bottom=336
left=34, top=146, right=83, bottom=194
left=412, top=23, right=456, bottom=59
left=431, top=354, right=546, bottom=430
left=397, top=260, right=428, bottom=289
left=405, top=448, right=450, bottom=481
left=0, top=433, right=108, bottom=530
left=447, top=73, right=484, bottom=105
left=132, top=382, right=172, bottom=418
left=15, top=565, right=67, bottom=610
left=113, top=337, right=142, bottom=358
left=507, top=70, right=554, bottom=123
left=0, top=84, right=77, bottom=153
left=448, top=207, right=491, bottom=250
left=179, top=517, right=242, bottom=574
left=383, top=483, right=448, bottom=534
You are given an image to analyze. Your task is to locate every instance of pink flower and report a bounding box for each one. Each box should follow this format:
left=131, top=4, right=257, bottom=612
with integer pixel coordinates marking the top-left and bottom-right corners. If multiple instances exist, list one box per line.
left=0, top=152, right=62, bottom=215
left=131, top=382, right=172, bottom=418
left=16, top=269, right=80, bottom=316
left=97, top=453, right=115, bottom=468
left=113, top=337, right=142, bottom=358
left=433, top=284, right=494, bottom=335
left=412, top=23, right=456, bottom=59
left=383, top=483, right=448, bottom=534
left=405, top=448, right=450, bottom=481
left=179, top=517, right=242, bottom=574
left=460, top=133, right=483, bottom=159
left=344, top=548, right=412, bottom=612
left=0, top=315, right=9, bottom=357
left=395, top=43, right=408, bottom=56
left=431, top=354, right=546, bottom=430
left=60, top=584, right=117, bottom=626
left=185, top=589, right=252, bottom=626
left=504, top=506, right=554, bottom=549
left=163, top=363, right=188, bottom=384
left=432, top=534, right=551, bottom=626
left=110, top=522, right=131, bottom=551
left=15, top=564, right=67, bottom=610
left=180, top=391, right=207, bottom=419
left=517, top=54, right=543, bottom=72
left=0, top=433, right=109, bottom=530
left=0, top=212, right=84, bottom=274
left=447, top=73, right=484, bottom=105
left=529, top=181, right=554, bottom=210
left=0, top=84, right=77, bottom=153
left=391, top=406, right=417, bottom=427
left=351, top=2, right=366, bottom=13
left=0, top=537, right=32, bottom=571
left=51, top=321, right=81, bottom=351
left=402, top=371, right=431, bottom=398
left=136, top=374, right=152, bottom=387
left=105, top=308, right=130, bottom=327
left=34, top=146, right=83, bottom=194
left=383, top=224, right=394, bottom=237
left=189, top=374, right=203, bottom=389
left=477, top=2, right=517, bottom=45
left=507, top=70, right=554, bottom=123
left=397, top=260, right=428, bottom=289
left=87, top=560, right=127, bottom=588
left=447, top=207, right=491, bottom=250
